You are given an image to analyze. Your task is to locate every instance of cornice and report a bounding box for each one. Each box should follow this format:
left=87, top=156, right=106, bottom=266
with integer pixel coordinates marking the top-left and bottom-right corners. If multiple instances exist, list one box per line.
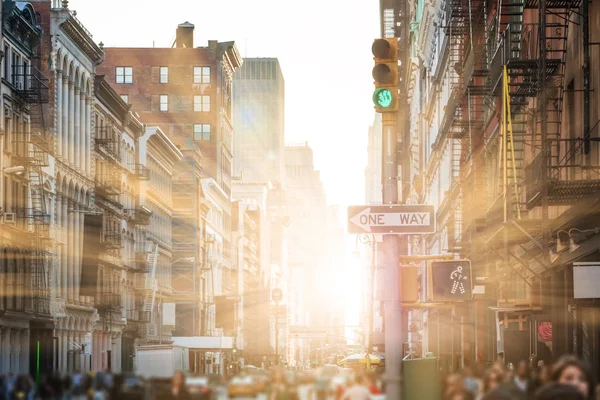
left=60, top=15, right=103, bottom=63
left=94, top=75, right=129, bottom=121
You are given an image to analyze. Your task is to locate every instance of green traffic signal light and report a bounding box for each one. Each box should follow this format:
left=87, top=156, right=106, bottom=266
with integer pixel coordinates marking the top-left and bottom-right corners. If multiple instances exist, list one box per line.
left=373, top=88, right=393, bottom=108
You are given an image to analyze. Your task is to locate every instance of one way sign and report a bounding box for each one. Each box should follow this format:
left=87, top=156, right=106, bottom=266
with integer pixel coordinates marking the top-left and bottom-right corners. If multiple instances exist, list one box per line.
left=347, top=205, right=435, bottom=234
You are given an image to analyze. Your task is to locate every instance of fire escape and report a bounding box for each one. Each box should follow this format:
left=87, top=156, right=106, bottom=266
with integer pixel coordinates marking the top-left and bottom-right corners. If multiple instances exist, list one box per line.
left=443, top=0, right=490, bottom=257
left=124, top=165, right=153, bottom=331
left=136, top=242, right=159, bottom=338
left=12, top=62, right=52, bottom=317
left=481, top=0, right=591, bottom=307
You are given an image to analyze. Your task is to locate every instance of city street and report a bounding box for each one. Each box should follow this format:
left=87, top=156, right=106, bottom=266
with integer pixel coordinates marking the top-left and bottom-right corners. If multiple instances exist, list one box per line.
left=1, top=0, right=600, bottom=398
left=211, top=385, right=315, bottom=400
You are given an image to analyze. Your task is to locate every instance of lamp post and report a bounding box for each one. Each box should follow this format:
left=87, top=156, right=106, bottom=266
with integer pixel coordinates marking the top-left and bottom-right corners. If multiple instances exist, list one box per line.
left=272, top=288, right=283, bottom=365
left=356, top=234, right=377, bottom=371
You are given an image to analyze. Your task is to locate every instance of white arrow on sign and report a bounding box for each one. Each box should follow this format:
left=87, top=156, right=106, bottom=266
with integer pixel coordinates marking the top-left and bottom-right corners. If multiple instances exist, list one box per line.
left=350, top=207, right=432, bottom=232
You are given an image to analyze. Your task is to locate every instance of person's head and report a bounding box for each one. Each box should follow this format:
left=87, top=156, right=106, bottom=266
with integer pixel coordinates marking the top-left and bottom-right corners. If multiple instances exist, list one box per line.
left=463, top=366, right=474, bottom=378
left=445, top=374, right=464, bottom=397
left=534, top=383, right=585, bottom=400
left=171, top=370, right=186, bottom=390
left=492, top=361, right=506, bottom=380
left=270, top=367, right=286, bottom=384
left=537, top=365, right=550, bottom=384
left=483, top=370, right=502, bottom=393
left=516, top=360, right=530, bottom=380
left=550, top=355, right=594, bottom=399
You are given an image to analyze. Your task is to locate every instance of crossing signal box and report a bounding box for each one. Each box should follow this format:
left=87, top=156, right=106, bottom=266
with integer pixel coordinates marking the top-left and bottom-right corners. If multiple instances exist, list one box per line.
left=429, top=260, right=473, bottom=302
left=372, top=38, right=399, bottom=113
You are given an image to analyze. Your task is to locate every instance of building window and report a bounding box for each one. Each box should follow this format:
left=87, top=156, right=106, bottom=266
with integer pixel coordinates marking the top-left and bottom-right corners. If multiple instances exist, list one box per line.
left=193, top=124, right=211, bottom=141
left=193, top=66, right=210, bottom=84
left=23, top=61, right=28, bottom=90
left=160, top=95, right=168, bottom=112
left=3, top=45, right=9, bottom=79
left=13, top=53, right=20, bottom=87
left=120, top=95, right=129, bottom=103
left=193, top=95, right=210, bottom=112
left=116, top=67, right=133, bottom=84
left=160, top=66, right=168, bottom=83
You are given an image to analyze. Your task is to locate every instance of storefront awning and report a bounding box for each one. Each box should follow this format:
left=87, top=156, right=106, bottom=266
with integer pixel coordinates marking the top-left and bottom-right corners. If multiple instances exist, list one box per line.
left=488, top=306, right=542, bottom=313
left=172, top=336, right=234, bottom=351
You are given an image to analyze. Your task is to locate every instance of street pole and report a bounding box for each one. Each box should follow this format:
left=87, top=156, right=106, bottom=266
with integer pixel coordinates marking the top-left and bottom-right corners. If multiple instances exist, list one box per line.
left=365, top=236, right=377, bottom=371
left=382, top=113, right=402, bottom=399
left=275, top=305, right=279, bottom=366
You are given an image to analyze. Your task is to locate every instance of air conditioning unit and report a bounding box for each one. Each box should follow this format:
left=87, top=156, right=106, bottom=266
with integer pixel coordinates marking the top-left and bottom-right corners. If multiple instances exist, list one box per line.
left=1, top=213, right=16, bottom=225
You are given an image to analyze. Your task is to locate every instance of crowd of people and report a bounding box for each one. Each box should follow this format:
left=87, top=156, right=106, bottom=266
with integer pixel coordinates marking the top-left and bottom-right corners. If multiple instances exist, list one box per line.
left=444, top=355, right=595, bottom=400
left=0, top=354, right=594, bottom=399
left=0, top=370, right=146, bottom=400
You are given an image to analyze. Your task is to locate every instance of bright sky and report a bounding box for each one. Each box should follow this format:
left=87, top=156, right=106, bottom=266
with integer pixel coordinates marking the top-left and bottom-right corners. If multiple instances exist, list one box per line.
left=70, top=0, right=379, bottom=332
left=69, top=0, right=379, bottom=207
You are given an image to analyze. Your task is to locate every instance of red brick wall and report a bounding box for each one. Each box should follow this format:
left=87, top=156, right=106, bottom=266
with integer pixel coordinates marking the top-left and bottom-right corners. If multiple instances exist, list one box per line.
left=99, top=48, right=220, bottom=146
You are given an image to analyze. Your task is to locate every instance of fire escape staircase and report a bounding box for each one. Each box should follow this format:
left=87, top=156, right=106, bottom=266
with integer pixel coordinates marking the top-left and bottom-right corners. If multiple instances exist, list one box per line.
left=12, top=63, right=52, bottom=317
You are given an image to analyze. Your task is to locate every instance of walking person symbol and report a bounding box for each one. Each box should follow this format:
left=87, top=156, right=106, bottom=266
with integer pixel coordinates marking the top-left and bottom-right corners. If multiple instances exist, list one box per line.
left=450, top=265, right=468, bottom=295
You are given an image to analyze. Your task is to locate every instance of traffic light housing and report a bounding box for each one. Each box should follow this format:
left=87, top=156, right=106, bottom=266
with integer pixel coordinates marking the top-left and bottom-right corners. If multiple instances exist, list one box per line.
left=401, top=264, right=419, bottom=303
left=372, top=38, right=399, bottom=113
left=429, top=260, right=473, bottom=301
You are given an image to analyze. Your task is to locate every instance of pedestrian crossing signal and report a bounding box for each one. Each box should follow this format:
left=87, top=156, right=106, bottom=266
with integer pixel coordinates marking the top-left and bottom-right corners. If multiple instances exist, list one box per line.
left=429, top=260, right=472, bottom=301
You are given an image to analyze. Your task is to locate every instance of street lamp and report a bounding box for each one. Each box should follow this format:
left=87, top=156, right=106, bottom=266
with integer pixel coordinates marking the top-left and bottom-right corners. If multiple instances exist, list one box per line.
left=173, top=257, right=195, bottom=264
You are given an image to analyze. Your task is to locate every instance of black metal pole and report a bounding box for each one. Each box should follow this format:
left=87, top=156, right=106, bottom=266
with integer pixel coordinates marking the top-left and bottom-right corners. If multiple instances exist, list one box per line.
left=583, top=0, right=590, bottom=154
left=539, top=0, right=550, bottom=260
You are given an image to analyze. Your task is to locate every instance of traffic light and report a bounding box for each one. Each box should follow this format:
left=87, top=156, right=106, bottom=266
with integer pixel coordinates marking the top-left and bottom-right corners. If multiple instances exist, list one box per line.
left=429, top=260, right=473, bottom=301
left=372, top=38, right=399, bottom=113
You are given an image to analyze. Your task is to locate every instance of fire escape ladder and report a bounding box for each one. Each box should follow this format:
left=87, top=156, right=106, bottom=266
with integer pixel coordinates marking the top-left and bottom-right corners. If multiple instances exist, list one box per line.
left=142, top=243, right=159, bottom=320
left=503, top=66, right=525, bottom=220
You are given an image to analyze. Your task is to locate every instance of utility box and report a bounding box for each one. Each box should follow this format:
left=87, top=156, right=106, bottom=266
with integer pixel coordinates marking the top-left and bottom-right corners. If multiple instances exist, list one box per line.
left=403, top=357, right=442, bottom=400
